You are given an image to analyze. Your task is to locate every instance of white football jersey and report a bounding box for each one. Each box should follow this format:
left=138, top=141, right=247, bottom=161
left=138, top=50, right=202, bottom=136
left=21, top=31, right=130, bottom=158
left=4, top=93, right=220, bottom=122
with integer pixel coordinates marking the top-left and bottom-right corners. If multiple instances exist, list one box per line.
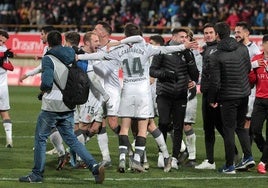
left=246, top=41, right=261, bottom=117
left=77, top=37, right=187, bottom=117
left=105, top=38, right=186, bottom=118
left=0, top=45, right=8, bottom=83
left=246, top=41, right=261, bottom=60
left=107, top=38, right=186, bottom=93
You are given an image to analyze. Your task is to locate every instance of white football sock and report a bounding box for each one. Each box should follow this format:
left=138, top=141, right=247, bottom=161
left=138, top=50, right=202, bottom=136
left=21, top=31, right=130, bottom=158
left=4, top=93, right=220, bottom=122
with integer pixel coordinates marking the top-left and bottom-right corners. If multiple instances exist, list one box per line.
left=185, top=129, right=196, bottom=160
left=97, top=132, right=111, bottom=162
left=77, top=134, right=86, bottom=145
left=3, top=120, right=12, bottom=144
left=152, top=128, right=169, bottom=158
left=50, top=130, right=65, bottom=156
left=180, top=140, right=186, bottom=152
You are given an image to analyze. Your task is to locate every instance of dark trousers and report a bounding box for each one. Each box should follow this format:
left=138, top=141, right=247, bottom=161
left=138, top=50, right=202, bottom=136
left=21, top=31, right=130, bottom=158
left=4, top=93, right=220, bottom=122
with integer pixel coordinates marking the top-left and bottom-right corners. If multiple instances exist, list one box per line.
left=202, top=93, right=225, bottom=163
left=220, top=97, right=251, bottom=167
left=157, top=95, right=187, bottom=159
left=251, top=98, right=268, bottom=163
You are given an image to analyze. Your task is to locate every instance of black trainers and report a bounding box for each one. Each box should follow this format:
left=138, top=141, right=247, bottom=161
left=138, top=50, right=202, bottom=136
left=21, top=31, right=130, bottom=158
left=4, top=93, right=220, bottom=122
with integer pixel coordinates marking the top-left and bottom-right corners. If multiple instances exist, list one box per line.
left=92, top=164, right=105, bottom=184
left=177, top=150, right=189, bottom=165
left=56, top=152, right=70, bottom=170
left=19, top=173, right=43, bottom=183
left=235, top=156, right=255, bottom=171
left=184, top=159, right=197, bottom=167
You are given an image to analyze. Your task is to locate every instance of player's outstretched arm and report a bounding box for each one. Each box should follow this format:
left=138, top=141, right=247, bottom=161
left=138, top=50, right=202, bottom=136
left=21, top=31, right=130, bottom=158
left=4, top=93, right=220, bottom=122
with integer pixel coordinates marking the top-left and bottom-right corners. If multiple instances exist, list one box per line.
left=77, top=51, right=106, bottom=61
left=19, top=64, right=42, bottom=82
left=106, top=35, right=144, bottom=51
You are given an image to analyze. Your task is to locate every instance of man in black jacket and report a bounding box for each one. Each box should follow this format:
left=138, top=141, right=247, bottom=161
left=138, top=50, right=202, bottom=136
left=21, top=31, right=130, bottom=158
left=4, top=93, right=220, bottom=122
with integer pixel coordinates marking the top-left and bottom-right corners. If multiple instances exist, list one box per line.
left=196, top=23, right=240, bottom=170
left=208, top=22, right=255, bottom=174
left=149, top=27, right=199, bottom=169
left=195, top=23, right=222, bottom=170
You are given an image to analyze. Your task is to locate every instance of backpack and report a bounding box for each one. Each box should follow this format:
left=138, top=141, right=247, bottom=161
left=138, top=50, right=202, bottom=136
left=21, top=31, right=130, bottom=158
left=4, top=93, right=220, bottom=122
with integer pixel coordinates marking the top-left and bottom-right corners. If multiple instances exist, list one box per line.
left=46, top=54, right=90, bottom=109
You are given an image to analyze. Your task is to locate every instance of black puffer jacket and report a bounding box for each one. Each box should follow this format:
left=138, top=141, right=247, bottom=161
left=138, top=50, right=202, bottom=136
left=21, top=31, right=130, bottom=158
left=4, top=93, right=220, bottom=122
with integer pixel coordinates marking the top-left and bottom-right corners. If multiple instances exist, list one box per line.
left=149, top=43, right=199, bottom=99
left=208, top=37, right=251, bottom=103
left=200, top=40, right=217, bottom=94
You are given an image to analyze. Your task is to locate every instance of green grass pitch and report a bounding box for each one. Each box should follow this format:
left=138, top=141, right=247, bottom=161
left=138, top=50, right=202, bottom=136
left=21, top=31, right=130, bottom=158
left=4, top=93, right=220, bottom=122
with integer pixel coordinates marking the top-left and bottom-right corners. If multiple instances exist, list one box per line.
left=0, top=86, right=267, bottom=188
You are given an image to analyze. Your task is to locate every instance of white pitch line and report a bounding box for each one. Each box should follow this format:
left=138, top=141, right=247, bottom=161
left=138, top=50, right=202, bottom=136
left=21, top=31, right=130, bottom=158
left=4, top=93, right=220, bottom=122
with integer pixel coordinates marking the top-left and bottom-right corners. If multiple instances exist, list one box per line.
left=1, top=176, right=267, bottom=182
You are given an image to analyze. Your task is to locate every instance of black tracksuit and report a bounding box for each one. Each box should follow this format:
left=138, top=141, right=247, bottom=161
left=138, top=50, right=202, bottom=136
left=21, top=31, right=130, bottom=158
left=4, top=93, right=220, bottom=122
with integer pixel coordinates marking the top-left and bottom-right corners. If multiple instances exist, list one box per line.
left=208, top=37, right=252, bottom=167
left=150, top=44, right=199, bottom=159
left=201, top=40, right=225, bottom=164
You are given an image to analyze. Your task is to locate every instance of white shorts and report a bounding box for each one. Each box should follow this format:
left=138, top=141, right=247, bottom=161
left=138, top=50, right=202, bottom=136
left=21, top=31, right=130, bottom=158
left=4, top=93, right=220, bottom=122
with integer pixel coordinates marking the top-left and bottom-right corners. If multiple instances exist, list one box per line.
left=105, top=85, right=121, bottom=117
left=184, top=96, right=197, bottom=124
left=79, top=90, right=103, bottom=123
left=0, top=83, right=10, bottom=111
left=118, top=92, right=154, bottom=119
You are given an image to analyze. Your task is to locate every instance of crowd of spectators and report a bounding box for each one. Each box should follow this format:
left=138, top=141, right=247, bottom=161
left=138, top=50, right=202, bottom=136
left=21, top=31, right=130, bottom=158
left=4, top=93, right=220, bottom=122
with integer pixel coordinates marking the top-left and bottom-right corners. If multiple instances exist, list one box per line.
left=1, top=0, right=268, bottom=34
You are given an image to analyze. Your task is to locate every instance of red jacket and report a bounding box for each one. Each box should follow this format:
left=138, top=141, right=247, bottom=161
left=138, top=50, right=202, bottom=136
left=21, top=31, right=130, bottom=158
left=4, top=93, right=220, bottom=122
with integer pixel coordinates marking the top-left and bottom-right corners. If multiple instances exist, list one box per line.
left=249, top=53, right=268, bottom=98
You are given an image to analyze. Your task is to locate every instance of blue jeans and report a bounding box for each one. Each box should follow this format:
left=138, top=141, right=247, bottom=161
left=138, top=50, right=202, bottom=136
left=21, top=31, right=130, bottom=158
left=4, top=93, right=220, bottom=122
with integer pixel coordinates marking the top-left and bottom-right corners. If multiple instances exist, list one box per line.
left=32, top=110, right=97, bottom=177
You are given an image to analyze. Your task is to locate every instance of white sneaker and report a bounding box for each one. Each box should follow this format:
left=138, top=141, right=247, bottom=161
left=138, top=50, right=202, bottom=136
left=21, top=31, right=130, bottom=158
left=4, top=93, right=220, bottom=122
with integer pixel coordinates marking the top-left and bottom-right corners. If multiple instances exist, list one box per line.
left=46, top=148, right=57, bottom=155
left=195, top=159, right=216, bottom=170
left=171, top=157, right=178, bottom=169
left=157, top=152, right=164, bottom=168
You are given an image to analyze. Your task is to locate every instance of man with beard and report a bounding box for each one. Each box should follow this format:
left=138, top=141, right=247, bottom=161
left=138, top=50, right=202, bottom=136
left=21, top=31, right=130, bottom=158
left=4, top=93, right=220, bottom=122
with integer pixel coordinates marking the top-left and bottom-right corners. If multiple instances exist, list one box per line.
left=234, top=22, right=261, bottom=154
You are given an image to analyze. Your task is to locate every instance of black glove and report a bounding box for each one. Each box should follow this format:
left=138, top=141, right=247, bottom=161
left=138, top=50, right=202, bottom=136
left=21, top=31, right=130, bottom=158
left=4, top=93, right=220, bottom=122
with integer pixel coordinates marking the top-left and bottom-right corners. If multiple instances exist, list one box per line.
left=37, top=92, right=43, bottom=100
left=72, top=46, right=84, bottom=54
left=188, top=86, right=197, bottom=100
left=0, top=57, right=3, bottom=66
left=164, top=71, right=176, bottom=81
left=4, top=49, right=14, bottom=58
